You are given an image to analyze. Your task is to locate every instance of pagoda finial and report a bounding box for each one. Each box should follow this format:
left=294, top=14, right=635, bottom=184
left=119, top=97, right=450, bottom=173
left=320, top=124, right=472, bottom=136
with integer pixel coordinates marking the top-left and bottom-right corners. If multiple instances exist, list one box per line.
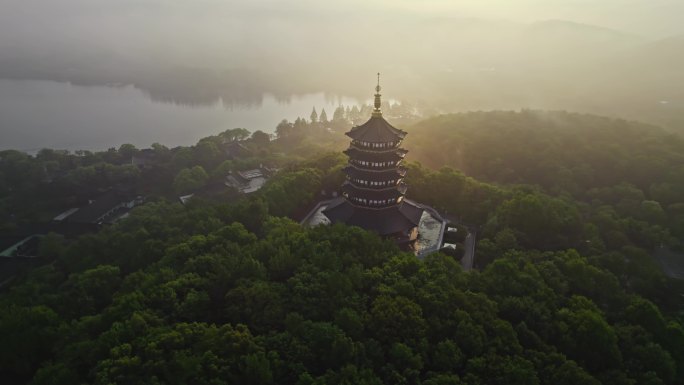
left=372, top=72, right=382, bottom=117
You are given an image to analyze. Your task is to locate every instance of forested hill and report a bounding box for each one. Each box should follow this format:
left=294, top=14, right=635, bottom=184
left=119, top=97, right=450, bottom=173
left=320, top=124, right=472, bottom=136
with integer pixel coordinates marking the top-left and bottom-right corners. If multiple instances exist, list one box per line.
left=406, top=110, right=684, bottom=197
left=2, top=110, right=684, bottom=384
left=3, top=189, right=684, bottom=385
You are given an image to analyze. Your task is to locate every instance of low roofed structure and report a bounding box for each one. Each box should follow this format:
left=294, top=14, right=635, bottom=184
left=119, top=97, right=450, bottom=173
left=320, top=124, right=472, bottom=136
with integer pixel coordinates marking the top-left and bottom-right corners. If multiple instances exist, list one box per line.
left=225, top=166, right=275, bottom=194
left=56, top=190, right=143, bottom=225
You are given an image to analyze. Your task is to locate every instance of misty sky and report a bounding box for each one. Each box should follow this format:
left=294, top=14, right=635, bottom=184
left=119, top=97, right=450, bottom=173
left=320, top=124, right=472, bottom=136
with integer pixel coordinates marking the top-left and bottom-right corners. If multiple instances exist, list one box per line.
left=0, top=0, right=684, bottom=117
left=391, top=0, right=684, bottom=36
left=2, top=0, right=683, bottom=132
left=2, top=0, right=683, bottom=50
left=2, top=0, right=684, bottom=36
left=2, top=0, right=681, bottom=71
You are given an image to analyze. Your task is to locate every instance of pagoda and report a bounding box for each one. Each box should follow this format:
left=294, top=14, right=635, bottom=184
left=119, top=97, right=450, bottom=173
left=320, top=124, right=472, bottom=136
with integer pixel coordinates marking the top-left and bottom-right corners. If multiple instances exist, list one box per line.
left=323, top=74, right=425, bottom=249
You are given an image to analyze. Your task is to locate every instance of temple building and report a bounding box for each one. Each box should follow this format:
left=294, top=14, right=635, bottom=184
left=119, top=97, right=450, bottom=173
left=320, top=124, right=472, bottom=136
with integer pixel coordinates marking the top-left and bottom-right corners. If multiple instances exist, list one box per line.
left=302, top=75, right=446, bottom=254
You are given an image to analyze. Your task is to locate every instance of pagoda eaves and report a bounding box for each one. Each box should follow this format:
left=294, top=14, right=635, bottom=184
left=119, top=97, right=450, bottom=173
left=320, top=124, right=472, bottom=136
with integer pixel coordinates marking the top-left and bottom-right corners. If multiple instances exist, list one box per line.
left=323, top=74, right=424, bottom=248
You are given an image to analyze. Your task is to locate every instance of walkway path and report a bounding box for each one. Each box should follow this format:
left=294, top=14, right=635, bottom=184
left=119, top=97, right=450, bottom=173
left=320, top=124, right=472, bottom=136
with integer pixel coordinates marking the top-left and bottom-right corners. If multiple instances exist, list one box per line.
left=461, top=228, right=477, bottom=271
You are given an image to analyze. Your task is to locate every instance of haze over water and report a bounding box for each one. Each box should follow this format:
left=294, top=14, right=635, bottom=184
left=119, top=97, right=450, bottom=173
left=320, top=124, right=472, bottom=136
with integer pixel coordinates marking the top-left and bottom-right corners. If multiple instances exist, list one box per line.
left=2, top=0, right=684, bottom=151
left=0, top=79, right=357, bottom=152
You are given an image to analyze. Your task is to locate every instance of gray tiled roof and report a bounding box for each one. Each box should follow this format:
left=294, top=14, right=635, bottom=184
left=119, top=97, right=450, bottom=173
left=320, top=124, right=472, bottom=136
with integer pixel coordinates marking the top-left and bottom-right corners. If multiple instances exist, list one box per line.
left=323, top=198, right=423, bottom=236
left=346, top=116, right=406, bottom=143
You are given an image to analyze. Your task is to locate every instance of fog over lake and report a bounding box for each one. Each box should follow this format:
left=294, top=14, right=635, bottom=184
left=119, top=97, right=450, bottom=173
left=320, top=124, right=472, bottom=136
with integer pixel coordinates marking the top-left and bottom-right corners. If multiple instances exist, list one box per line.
left=0, top=79, right=357, bottom=152
left=2, top=0, right=684, bottom=152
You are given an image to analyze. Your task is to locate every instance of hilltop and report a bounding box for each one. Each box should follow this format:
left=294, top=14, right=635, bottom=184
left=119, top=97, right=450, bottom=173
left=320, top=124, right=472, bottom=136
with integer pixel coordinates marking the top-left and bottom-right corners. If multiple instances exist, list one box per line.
left=1, top=110, right=683, bottom=384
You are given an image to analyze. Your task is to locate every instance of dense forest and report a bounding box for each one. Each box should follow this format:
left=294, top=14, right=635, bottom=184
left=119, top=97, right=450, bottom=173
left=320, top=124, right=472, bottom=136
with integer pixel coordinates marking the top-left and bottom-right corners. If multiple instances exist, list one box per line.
left=1, top=110, right=684, bottom=384
left=406, top=111, right=684, bottom=252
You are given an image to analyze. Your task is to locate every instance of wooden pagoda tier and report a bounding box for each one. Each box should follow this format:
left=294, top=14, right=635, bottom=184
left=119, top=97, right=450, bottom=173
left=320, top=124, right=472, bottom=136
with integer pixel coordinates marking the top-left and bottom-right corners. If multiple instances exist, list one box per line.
left=339, top=115, right=409, bottom=209
left=343, top=165, right=407, bottom=184
left=323, top=75, right=424, bottom=248
left=343, top=147, right=407, bottom=166
left=341, top=181, right=408, bottom=208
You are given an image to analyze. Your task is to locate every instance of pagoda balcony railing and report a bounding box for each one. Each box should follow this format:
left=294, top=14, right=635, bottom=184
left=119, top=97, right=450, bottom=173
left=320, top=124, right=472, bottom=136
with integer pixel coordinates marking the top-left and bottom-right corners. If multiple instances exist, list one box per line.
left=348, top=143, right=404, bottom=154
left=345, top=176, right=403, bottom=187
left=342, top=192, right=402, bottom=210
left=351, top=140, right=403, bottom=150
left=342, top=165, right=407, bottom=177
left=345, top=147, right=408, bottom=159
left=346, top=179, right=406, bottom=191
left=348, top=162, right=404, bottom=172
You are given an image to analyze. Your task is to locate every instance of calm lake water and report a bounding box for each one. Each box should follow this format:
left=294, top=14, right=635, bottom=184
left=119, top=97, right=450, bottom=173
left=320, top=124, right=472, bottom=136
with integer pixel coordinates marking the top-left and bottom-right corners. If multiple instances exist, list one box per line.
left=0, top=79, right=358, bottom=152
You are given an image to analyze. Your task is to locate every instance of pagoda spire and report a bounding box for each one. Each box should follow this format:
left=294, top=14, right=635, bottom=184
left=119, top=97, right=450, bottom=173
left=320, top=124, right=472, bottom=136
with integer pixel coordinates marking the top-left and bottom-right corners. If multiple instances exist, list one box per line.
left=372, top=72, right=382, bottom=117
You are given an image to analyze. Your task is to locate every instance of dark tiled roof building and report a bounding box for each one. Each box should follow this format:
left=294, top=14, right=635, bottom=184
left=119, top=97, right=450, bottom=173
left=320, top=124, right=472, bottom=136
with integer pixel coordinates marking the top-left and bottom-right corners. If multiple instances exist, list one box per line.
left=64, top=190, right=142, bottom=225
left=323, top=75, right=425, bottom=249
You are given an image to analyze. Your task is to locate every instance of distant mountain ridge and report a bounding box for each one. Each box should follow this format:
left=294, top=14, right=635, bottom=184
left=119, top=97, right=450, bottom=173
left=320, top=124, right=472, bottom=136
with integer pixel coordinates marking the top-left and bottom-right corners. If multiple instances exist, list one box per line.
left=1, top=17, right=683, bottom=130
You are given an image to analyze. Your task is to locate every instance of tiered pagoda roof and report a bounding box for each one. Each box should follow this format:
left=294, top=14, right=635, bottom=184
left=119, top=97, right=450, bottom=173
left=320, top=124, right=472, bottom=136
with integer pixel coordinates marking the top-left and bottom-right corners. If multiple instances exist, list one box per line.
left=343, top=147, right=407, bottom=163
left=323, top=74, right=424, bottom=244
left=343, top=165, right=407, bottom=182
left=346, top=116, right=406, bottom=142
left=323, top=196, right=423, bottom=236
left=341, top=181, right=407, bottom=201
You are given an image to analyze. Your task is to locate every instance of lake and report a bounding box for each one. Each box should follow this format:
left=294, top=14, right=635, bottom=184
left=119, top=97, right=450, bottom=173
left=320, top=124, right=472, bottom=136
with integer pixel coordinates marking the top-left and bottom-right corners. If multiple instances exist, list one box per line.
left=0, top=79, right=358, bottom=152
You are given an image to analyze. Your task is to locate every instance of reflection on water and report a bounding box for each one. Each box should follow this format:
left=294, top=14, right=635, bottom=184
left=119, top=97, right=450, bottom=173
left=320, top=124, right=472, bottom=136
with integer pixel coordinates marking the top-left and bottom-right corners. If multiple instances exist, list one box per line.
left=0, top=79, right=358, bottom=152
